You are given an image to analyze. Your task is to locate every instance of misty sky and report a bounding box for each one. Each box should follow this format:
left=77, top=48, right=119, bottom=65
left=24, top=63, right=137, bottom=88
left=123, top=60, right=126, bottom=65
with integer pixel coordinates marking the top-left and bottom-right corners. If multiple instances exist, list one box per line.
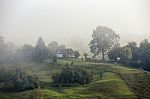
left=0, top=0, right=150, bottom=52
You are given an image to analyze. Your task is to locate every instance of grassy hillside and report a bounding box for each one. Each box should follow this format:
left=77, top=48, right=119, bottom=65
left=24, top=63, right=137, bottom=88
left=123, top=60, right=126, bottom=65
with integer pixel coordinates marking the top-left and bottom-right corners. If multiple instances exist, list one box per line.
left=0, top=59, right=150, bottom=99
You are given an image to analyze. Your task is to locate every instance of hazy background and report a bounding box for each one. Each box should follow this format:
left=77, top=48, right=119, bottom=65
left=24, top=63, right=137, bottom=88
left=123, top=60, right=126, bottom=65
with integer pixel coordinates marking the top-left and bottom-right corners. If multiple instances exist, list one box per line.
left=0, top=0, right=150, bottom=52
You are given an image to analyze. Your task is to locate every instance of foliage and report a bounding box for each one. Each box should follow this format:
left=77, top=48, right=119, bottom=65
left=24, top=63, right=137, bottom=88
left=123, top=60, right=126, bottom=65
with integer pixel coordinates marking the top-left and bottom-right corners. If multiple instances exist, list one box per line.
left=83, top=53, right=88, bottom=59
left=0, top=36, right=17, bottom=63
left=108, top=47, right=124, bottom=62
left=0, top=68, right=42, bottom=92
left=74, top=50, right=80, bottom=59
left=125, top=39, right=150, bottom=71
left=52, top=55, right=57, bottom=64
left=128, top=41, right=137, bottom=53
left=21, top=44, right=35, bottom=61
left=121, top=72, right=150, bottom=99
left=138, top=39, right=150, bottom=71
left=89, top=26, right=120, bottom=61
left=51, top=66, right=94, bottom=86
left=35, top=37, right=48, bottom=62
left=1, top=59, right=150, bottom=99
left=48, top=41, right=59, bottom=55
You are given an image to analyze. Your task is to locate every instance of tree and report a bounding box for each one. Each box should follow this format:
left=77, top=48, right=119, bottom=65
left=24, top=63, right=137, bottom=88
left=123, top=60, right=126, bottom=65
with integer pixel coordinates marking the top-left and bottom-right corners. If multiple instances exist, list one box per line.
left=22, top=44, right=35, bottom=61
left=1, top=68, right=42, bottom=91
left=128, top=41, right=137, bottom=53
left=122, top=46, right=132, bottom=60
left=84, top=53, right=88, bottom=59
left=139, top=39, right=150, bottom=71
left=48, top=41, right=59, bottom=54
left=35, top=37, right=48, bottom=62
left=132, top=47, right=142, bottom=67
left=0, top=36, right=18, bottom=63
left=52, top=55, right=57, bottom=64
left=36, top=37, right=46, bottom=48
left=89, top=26, right=120, bottom=61
left=108, top=46, right=124, bottom=62
left=74, top=50, right=80, bottom=59
left=0, top=36, right=5, bottom=55
left=0, top=36, right=7, bottom=63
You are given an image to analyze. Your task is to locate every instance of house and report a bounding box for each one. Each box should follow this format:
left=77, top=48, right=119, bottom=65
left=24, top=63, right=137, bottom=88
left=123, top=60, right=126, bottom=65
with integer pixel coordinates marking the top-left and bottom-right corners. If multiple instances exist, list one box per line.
left=56, top=48, right=75, bottom=58
left=56, top=52, right=63, bottom=58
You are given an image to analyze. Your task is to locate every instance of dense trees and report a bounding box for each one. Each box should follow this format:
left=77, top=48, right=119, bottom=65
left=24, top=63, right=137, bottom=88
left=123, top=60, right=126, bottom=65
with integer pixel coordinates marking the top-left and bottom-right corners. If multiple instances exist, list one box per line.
left=89, top=26, right=120, bottom=61
left=51, top=66, right=94, bottom=86
left=1, top=28, right=150, bottom=73
left=108, top=46, right=124, bottom=62
left=108, top=39, right=150, bottom=71
left=137, top=39, right=150, bottom=71
left=0, top=36, right=17, bottom=63
left=0, top=35, right=81, bottom=63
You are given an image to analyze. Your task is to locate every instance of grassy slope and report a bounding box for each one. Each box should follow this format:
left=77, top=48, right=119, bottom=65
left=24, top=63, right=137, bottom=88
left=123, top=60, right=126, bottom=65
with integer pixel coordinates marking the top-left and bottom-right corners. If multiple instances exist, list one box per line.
left=0, top=59, right=150, bottom=99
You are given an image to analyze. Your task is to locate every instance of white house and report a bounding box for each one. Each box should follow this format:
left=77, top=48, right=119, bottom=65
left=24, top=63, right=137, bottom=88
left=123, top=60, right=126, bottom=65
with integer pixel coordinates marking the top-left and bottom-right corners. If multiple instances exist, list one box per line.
left=56, top=52, right=63, bottom=58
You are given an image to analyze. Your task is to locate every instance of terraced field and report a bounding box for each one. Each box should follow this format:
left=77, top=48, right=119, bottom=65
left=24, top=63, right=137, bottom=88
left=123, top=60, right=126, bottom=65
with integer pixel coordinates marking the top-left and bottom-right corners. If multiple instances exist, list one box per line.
left=0, top=59, right=150, bottom=99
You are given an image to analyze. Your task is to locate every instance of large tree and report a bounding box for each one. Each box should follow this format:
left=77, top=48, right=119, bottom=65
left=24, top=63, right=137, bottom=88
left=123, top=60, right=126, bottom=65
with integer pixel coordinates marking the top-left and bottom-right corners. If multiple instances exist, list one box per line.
left=89, top=26, right=120, bottom=61
left=48, top=41, right=59, bottom=55
left=35, top=37, right=48, bottom=62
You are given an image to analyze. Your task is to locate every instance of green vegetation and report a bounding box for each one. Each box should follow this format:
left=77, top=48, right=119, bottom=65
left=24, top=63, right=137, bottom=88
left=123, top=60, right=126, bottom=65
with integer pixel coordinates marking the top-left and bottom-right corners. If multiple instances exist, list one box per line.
left=0, top=59, right=150, bottom=99
left=51, top=66, right=94, bottom=86
left=0, top=68, right=42, bottom=92
left=1, top=30, right=150, bottom=99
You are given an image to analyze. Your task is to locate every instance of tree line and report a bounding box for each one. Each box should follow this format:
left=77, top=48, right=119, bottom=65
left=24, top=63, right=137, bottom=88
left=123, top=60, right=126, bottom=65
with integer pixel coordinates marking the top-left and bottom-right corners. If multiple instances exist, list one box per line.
left=89, top=26, right=150, bottom=71
left=0, top=36, right=80, bottom=64
left=1, top=25, right=150, bottom=71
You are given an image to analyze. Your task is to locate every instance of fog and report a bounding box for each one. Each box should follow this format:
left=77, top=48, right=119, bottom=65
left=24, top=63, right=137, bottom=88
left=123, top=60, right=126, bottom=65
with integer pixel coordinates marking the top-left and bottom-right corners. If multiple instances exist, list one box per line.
left=0, top=0, right=150, bottom=52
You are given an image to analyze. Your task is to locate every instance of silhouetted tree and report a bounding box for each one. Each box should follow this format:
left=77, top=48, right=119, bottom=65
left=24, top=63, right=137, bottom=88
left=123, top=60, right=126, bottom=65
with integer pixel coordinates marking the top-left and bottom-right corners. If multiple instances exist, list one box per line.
left=89, top=26, right=120, bottom=61
left=108, top=46, right=124, bottom=62
left=35, top=37, right=48, bottom=62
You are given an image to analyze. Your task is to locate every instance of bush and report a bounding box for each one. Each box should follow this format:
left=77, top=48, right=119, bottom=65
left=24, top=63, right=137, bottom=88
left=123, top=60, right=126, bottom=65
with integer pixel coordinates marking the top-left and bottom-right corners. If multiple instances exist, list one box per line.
left=51, top=66, right=94, bottom=86
left=0, top=68, right=42, bottom=92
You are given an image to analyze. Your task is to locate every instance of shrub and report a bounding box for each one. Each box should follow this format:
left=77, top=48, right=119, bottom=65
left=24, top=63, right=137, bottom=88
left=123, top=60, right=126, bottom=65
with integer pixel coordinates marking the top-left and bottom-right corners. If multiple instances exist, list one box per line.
left=51, top=66, right=94, bottom=86
left=0, top=68, right=42, bottom=92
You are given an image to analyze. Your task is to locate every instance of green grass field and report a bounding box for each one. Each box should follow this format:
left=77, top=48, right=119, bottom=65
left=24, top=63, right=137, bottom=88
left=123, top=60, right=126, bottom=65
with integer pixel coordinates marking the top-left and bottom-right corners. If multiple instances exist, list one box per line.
left=0, top=59, right=150, bottom=99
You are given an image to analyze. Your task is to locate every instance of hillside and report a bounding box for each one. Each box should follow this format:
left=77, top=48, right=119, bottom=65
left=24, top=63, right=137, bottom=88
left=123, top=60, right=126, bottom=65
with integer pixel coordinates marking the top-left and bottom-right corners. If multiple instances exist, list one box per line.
left=0, top=59, right=150, bottom=99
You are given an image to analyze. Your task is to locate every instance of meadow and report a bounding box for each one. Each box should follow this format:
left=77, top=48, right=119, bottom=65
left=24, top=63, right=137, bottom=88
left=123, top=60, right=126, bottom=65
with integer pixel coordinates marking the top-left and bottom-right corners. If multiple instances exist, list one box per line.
left=0, top=59, right=150, bottom=99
